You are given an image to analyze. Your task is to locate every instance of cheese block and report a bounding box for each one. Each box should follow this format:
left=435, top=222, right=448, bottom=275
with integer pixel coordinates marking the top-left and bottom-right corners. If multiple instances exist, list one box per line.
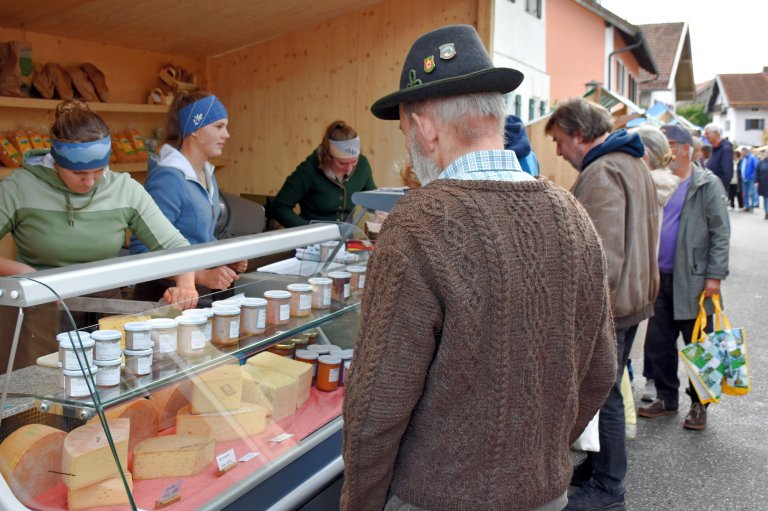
left=176, top=403, right=268, bottom=441
left=132, top=435, right=213, bottom=479
left=0, top=424, right=66, bottom=505
left=62, top=419, right=130, bottom=490
left=240, top=366, right=274, bottom=415
left=87, top=398, right=159, bottom=452
left=98, top=315, right=150, bottom=350
left=247, top=351, right=312, bottom=408
left=150, top=382, right=191, bottom=431
left=189, top=364, right=243, bottom=414
left=67, top=472, right=133, bottom=510
left=241, top=365, right=297, bottom=422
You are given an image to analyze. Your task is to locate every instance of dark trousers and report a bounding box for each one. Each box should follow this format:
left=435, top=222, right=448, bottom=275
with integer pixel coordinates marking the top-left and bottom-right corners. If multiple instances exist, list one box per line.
left=644, top=273, right=712, bottom=407
left=585, top=323, right=638, bottom=496
left=728, top=183, right=743, bottom=208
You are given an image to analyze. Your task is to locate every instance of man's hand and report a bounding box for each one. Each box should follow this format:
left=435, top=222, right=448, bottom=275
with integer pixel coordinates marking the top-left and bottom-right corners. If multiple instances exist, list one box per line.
left=227, top=260, right=248, bottom=273
left=704, top=278, right=721, bottom=297
left=197, top=266, right=239, bottom=290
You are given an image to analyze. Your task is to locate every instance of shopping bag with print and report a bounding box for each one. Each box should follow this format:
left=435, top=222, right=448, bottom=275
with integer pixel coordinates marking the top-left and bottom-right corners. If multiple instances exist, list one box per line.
left=679, top=293, right=724, bottom=404
left=710, top=294, right=750, bottom=396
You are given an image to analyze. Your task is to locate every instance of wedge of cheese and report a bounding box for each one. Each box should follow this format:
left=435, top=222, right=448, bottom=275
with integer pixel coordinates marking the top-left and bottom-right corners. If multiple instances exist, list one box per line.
left=176, top=403, right=268, bottom=441
left=0, top=424, right=66, bottom=505
left=247, top=352, right=312, bottom=409
left=189, top=364, right=243, bottom=414
left=132, top=435, right=214, bottom=479
left=150, top=382, right=191, bottom=431
left=98, top=314, right=150, bottom=350
left=240, top=366, right=274, bottom=415
left=62, top=419, right=130, bottom=490
left=241, top=365, right=297, bottom=422
left=87, top=398, right=159, bottom=452
left=67, top=472, right=133, bottom=510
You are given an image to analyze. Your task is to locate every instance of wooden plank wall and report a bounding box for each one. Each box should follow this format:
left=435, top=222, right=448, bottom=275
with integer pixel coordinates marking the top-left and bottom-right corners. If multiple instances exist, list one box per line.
left=210, top=0, right=479, bottom=195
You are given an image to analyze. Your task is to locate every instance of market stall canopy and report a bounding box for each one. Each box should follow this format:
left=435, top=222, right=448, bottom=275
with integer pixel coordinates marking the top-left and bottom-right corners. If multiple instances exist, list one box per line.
left=0, top=0, right=384, bottom=56
left=583, top=86, right=646, bottom=130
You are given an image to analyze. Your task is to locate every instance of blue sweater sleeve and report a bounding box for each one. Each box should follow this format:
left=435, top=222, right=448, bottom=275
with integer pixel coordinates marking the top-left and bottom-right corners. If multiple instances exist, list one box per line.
left=129, top=167, right=186, bottom=254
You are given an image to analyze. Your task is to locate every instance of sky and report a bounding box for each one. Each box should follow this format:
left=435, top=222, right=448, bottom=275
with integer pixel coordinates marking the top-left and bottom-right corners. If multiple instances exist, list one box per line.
left=600, top=0, right=766, bottom=84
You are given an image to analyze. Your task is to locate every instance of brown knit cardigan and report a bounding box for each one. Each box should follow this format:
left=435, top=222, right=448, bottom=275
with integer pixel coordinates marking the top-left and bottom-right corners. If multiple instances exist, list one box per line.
left=341, top=177, right=617, bottom=511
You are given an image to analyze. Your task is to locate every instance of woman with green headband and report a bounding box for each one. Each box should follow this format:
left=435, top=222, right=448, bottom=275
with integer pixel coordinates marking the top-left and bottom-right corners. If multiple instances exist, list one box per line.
left=271, top=120, right=377, bottom=228
left=0, top=99, right=198, bottom=368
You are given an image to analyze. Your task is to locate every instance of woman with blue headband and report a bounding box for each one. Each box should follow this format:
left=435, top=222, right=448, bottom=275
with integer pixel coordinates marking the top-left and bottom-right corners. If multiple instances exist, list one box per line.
left=130, top=91, right=247, bottom=303
left=271, top=120, right=377, bottom=228
left=0, top=99, right=198, bottom=368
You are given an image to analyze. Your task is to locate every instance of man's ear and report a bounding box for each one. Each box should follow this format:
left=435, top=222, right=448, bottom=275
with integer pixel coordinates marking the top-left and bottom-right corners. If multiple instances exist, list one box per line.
left=411, top=111, right=438, bottom=152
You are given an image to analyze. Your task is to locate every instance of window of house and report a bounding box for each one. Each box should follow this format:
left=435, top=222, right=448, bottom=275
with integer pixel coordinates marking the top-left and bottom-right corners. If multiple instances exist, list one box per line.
left=628, top=75, right=637, bottom=103
left=540, top=100, right=547, bottom=117
left=616, top=61, right=625, bottom=96
left=525, top=0, right=541, bottom=18
left=745, top=119, right=765, bottom=131
left=529, top=98, right=535, bottom=121
left=515, top=95, right=522, bottom=117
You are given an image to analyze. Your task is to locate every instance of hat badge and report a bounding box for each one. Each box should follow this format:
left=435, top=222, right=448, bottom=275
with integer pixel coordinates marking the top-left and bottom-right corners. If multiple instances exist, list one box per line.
left=439, top=43, right=456, bottom=60
left=424, top=55, right=436, bottom=74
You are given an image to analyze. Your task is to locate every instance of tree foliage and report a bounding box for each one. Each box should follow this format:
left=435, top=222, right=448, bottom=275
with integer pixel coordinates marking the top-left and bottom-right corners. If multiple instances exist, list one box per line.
left=676, top=103, right=711, bottom=127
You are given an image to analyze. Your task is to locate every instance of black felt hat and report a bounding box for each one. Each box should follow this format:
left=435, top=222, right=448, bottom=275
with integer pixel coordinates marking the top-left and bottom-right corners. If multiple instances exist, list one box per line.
left=371, top=24, right=524, bottom=120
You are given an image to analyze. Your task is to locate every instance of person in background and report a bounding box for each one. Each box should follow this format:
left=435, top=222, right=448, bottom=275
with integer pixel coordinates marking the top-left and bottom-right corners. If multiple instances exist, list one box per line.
left=546, top=97, right=659, bottom=511
left=757, top=149, right=768, bottom=219
left=729, top=150, right=743, bottom=210
left=701, top=144, right=712, bottom=164
left=130, top=92, right=247, bottom=303
left=504, top=114, right=540, bottom=176
left=342, top=25, right=616, bottom=511
left=270, top=121, right=376, bottom=228
left=704, top=123, right=734, bottom=193
left=0, top=99, right=197, bottom=368
left=738, top=145, right=759, bottom=213
left=637, top=125, right=729, bottom=431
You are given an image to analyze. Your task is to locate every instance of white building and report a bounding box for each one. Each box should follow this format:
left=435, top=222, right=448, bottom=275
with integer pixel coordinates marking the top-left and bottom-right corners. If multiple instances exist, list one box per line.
left=707, top=71, right=768, bottom=147
left=637, top=22, right=695, bottom=109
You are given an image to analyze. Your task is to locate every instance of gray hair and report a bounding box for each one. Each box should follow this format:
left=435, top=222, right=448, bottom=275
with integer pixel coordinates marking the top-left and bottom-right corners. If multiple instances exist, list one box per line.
left=704, top=123, right=721, bottom=135
left=545, top=97, right=612, bottom=143
left=631, top=125, right=671, bottom=170
left=404, top=92, right=507, bottom=144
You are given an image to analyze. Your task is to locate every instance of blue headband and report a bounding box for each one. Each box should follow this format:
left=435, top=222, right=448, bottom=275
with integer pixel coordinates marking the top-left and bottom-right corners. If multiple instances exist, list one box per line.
left=178, top=96, right=228, bottom=138
left=50, top=135, right=112, bottom=171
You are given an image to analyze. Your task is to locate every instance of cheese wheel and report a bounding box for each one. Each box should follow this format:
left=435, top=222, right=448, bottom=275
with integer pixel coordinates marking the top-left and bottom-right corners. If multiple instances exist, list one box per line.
left=150, top=382, right=191, bottom=431
left=241, top=365, right=297, bottom=422
left=133, top=435, right=214, bottom=479
left=189, top=364, right=243, bottom=414
left=247, top=351, right=312, bottom=409
left=87, top=398, right=159, bottom=452
left=62, top=418, right=130, bottom=490
left=176, top=403, right=268, bottom=441
left=67, top=472, right=133, bottom=510
left=0, top=424, right=66, bottom=505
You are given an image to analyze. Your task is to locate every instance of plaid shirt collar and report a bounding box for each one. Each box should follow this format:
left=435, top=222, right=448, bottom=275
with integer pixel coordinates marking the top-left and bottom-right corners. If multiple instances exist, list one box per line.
left=438, top=150, right=534, bottom=182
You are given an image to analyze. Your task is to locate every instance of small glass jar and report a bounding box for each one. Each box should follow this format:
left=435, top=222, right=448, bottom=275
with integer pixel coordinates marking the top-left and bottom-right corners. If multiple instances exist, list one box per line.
left=308, top=277, right=332, bottom=310
left=123, top=321, right=152, bottom=350
left=211, top=299, right=242, bottom=309
left=124, top=348, right=153, bottom=376
left=287, top=283, right=313, bottom=317
left=63, top=367, right=98, bottom=398
left=295, top=349, right=319, bottom=382
left=212, top=306, right=241, bottom=346
left=291, top=337, right=309, bottom=352
left=148, top=318, right=178, bottom=361
left=176, top=314, right=208, bottom=357
left=57, top=332, right=94, bottom=370
left=325, top=344, right=341, bottom=352
left=327, top=271, right=351, bottom=304
left=330, top=349, right=354, bottom=386
left=268, top=341, right=295, bottom=358
left=307, top=344, right=331, bottom=356
left=183, top=308, right=213, bottom=343
left=91, top=330, right=122, bottom=361
left=302, top=330, right=319, bottom=345
left=240, top=297, right=267, bottom=334
left=319, top=240, right=341, bottom=261
left=93, top=358, right=121, bottom=387
left=316, top=355, right=342, bottom=392
left=264, top=290, right=291, bottom=325
left=346, top=266, right=367, bottom=293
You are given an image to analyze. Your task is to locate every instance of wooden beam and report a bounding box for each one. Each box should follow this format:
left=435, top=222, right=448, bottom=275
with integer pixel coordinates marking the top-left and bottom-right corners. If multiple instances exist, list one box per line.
left=477, top=0, right=495, bottom=55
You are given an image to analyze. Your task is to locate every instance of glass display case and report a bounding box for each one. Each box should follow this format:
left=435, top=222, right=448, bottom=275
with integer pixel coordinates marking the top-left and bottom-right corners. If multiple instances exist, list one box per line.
left=0, top=223, right=369, bottom=511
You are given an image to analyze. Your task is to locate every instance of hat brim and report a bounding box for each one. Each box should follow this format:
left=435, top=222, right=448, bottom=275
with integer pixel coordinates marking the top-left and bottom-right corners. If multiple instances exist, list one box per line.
left=371, top=67, right=524, bottom=120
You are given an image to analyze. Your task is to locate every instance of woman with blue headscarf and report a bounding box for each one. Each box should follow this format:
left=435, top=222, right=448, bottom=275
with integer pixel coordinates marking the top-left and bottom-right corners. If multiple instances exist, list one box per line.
left=130, top=91, right=247, bottom=302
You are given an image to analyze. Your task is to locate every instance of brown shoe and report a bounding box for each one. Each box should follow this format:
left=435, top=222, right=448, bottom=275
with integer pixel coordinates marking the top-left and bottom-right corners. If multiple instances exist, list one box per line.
left=637, top=398, right=678, bottom=418
left=683, top=402, right=707, bottom=430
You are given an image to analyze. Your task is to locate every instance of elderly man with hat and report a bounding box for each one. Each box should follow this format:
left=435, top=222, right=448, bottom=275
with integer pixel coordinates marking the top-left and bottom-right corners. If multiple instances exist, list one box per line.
left=638, top=124, right=730, bottom=431
left=341, top=25, right=617, bottom=511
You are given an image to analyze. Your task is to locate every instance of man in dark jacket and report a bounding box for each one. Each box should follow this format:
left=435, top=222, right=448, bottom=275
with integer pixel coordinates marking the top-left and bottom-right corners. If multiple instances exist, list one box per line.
left=704, top=123, right=734, bottom=192
left=504, top=115, right=540, bottom=176
left=757, top=150, right=768, bottom=219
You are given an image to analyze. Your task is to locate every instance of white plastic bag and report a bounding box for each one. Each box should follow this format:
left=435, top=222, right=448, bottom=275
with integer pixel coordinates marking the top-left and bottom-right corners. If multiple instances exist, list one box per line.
left=571, top=411, right=600, bottom=452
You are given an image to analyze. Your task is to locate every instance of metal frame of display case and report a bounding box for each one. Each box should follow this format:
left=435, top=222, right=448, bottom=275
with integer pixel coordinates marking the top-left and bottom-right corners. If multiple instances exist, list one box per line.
left=0, top=223, right=359, bottom=511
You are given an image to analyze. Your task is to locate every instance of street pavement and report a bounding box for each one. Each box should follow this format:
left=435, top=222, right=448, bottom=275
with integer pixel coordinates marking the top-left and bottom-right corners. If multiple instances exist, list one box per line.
left=624, top=206, right=768, bottom=510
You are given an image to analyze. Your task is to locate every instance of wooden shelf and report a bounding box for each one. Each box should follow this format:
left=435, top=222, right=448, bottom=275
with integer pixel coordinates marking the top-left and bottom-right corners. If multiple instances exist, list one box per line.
left=0, top=97, right=168, bottom=114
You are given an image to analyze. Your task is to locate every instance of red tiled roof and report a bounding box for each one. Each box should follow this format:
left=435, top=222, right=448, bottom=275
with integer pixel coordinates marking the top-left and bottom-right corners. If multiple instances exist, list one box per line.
left=718, top=73, right=768, bottom=106
left=638, top=22, right=685, bottom=90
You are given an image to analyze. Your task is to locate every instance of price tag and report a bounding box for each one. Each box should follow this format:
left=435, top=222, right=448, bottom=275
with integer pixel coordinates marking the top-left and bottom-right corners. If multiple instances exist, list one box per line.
left=269, top=433, right=295, bottom=443
left=238, top=452, right=260, bottom=462
left=155, top=480, right=183, bottom=508
left=216, top=448, right=237, bottom=473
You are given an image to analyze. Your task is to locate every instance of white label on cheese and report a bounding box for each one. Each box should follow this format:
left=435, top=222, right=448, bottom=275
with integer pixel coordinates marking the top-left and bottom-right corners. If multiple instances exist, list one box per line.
left=328, top=367, right=340, bottom=383
left=359, top=275, right=366, bottom=288
left=343, top=284, right=350, bottom=298
left=323, top=287, right=331, bottom=306
left=229, top=319, right=240, bottom=338
left=204, top=322, right=212, bottom=341
left=238, top=452, right=260, bottom=462
left=216, top=448, right=237, bottom=471
left=158, top=480, right=184, bottom=504
left=190, top=330, right=205, bottom=350
left=269, top=433, right=295, bottom=443
left=257, top=309, right=267, bottom=329
left=158, top=333, right=177, bottom=353
left=299, top=294, right=311, bottom=310
left=279, top=304, right=290, bottom=321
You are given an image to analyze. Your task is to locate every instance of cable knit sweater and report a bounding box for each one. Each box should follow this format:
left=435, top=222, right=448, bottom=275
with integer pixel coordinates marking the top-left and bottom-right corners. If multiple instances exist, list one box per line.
left=342, top=178, right=617, bottom=511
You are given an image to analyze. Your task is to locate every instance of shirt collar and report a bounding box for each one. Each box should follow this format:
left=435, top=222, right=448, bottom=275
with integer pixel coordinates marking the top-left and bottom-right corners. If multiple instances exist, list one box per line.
left=438, top=150, right=534, bottom=182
